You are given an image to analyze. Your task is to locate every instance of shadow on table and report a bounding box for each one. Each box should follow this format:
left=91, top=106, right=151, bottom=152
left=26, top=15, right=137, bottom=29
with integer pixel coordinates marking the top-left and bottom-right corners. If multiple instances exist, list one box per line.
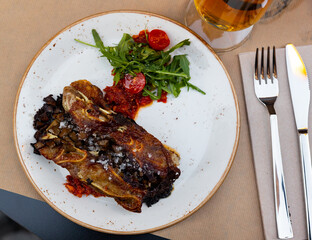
left=0, top=189, right=167, bottom=240
left=0, top=211, right=40, bottom=240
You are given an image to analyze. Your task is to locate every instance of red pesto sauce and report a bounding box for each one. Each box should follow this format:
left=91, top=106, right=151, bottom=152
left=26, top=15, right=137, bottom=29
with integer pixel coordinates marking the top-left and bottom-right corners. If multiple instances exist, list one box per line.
left=64, top=30, right=168, bottom=197
left=104, top=80, right=167, bottom=119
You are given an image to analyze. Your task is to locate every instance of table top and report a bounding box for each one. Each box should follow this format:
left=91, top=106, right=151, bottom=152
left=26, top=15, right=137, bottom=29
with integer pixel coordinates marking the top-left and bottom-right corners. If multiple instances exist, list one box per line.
left=1, top=0, right=310, bottom=239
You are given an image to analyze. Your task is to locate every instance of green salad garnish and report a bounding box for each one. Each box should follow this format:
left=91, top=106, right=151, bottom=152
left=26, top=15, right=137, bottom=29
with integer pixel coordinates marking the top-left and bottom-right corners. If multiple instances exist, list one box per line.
left=75, top=29, right=205, bottom=100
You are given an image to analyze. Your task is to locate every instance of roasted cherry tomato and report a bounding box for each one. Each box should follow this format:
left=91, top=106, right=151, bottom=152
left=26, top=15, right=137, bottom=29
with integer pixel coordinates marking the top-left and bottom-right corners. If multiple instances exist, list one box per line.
left=124, top=72, right=146, bottom=94
left=132, top=30, right=149, bottom=44
left=148, top=29, right=170, bottom=51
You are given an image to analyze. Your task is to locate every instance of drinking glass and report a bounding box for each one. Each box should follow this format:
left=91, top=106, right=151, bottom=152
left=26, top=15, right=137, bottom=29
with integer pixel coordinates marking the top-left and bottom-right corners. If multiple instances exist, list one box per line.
left=185, top=0, right=273, bottom=52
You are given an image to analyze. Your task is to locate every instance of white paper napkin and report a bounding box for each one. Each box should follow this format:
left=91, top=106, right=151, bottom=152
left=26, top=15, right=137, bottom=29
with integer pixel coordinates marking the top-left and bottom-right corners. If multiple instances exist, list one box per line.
left=239, top=45, right=312, bottom=240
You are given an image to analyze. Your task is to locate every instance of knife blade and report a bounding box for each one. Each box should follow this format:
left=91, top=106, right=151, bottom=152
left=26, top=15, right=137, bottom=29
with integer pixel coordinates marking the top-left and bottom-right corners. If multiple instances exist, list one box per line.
left=286, top=43, right=312, bottom=240
left=286, top=44, right=310, bottom=131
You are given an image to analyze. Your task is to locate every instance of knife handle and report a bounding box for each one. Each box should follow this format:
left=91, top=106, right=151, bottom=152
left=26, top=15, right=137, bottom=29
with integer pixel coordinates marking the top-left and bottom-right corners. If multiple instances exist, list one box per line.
left=270, top=114, right=293, bottom=239
left=299, top=132, right=312, bottom=240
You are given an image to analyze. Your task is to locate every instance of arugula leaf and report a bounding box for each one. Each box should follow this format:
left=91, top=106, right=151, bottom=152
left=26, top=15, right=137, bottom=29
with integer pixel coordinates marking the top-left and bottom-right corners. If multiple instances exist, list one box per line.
left=187, top=82, right=206, bottom=95
left=167, top=39, right=191, bottom=54
left=174, top=55, right=190, bottom=76
left=91, top=29, right=105, bottom=51
left=113, top=72, right=121, bottom=84
left=143, top=88, right=159, bottom=100
left=74, top=39, right=96, bottom=48
left=116, top=33, right=132, bottom=62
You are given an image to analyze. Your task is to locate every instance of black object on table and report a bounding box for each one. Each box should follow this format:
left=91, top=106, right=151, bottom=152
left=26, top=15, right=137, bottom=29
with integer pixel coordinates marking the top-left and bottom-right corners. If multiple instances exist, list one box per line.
left=0, top=189, right=168, bottom=240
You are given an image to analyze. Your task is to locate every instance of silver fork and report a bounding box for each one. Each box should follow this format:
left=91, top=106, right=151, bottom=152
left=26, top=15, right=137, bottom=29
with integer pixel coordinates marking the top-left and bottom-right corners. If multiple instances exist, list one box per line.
left=254, top=47, right=293, bottom=239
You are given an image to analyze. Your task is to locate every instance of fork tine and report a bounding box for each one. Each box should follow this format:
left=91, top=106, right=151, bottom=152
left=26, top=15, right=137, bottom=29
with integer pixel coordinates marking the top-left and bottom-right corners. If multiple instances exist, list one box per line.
left=267, top=47, right=272, bottom=83
left=273, top=46, right=277, bottom=78
left=261, top=47, right=266, bottom=84
left=255, top=48, right=259, bottom=81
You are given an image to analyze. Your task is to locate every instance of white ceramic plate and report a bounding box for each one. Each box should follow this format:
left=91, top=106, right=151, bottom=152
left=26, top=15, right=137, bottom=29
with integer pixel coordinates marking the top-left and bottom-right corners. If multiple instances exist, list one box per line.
left=14, top=11, right=240, bottom=234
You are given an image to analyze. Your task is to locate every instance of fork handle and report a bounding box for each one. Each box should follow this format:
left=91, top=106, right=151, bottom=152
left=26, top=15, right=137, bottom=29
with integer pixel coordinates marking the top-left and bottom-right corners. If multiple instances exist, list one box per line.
left=270, top=114, right=293, bottom=239
left=299, top=132, right=312, bottom=240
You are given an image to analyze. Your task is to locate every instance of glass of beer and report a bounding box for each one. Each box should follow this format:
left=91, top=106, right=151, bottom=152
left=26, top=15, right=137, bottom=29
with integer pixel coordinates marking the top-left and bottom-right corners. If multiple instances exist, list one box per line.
left=185, top=0, right=273, bottom=52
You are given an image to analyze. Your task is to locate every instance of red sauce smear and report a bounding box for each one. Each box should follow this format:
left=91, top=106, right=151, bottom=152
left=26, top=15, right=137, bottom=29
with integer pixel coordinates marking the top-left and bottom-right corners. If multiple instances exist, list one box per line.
left=64, top=175, right=104, bottom=198
left=104, top=79, right=153, bottom=119
left=132, top=30, right=149, bottom=44
left=158, top=90, right=168, bottom=103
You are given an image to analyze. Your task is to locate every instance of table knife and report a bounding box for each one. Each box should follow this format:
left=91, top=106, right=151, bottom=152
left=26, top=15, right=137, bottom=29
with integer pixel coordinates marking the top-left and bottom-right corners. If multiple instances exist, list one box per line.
left=286, top=43, right=312, bottom=240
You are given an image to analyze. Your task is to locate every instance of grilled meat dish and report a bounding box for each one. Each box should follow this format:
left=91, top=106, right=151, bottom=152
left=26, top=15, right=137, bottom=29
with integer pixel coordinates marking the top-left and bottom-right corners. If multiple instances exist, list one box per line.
left=32, top=80, right=180, bottom=212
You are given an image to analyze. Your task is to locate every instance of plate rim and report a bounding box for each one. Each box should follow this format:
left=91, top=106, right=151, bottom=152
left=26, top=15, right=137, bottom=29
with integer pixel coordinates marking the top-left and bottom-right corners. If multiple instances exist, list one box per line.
left=13, top=10, right=241, bottom=235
